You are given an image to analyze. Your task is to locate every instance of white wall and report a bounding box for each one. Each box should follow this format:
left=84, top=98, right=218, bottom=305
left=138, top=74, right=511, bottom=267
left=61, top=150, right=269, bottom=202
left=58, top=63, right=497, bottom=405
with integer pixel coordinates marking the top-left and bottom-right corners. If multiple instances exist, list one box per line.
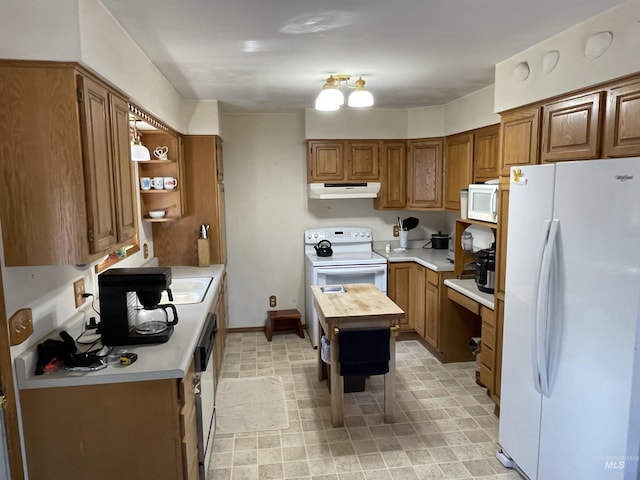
left=77, top=0, right=188, bottom=132
left=0, top=0, right=81, bottom=61
left=222, top=113, right=454, bottom=328
left=305, top=109, right=409, bottom=139
left=407, top=106, right=446, bottom=138
left=495, top=0, right=640, bottom=112
left=305, top=84, right=500, bottom=139
left=444, top=85, right=501, bottom=134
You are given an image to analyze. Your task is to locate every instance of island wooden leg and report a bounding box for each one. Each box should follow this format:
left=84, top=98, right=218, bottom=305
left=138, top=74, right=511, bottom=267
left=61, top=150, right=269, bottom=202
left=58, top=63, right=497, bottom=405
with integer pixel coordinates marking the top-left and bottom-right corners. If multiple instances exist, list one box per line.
left=384, top=334, right=396, bottom=423
left=330, top=335, right=344, bottom=427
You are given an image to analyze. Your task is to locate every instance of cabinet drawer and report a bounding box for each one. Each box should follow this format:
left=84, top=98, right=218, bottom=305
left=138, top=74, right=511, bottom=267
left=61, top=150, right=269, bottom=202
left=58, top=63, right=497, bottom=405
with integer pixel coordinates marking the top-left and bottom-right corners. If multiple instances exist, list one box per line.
left=179, top=361, right=196, bottom=407
left=186, top=453, right=199, bottom=480
left=181, top=401, right=198, bottom=480
left=480, top=343, right=495, bottom=369
left=481, top=319, right=496, bottom=350
left=180, top=391, right=196, bottom=439
left=426, top=269, right=439, bottom=286
left=479, top=363, right=493, bottom=389
left=447, top=288, right=480, bottom=315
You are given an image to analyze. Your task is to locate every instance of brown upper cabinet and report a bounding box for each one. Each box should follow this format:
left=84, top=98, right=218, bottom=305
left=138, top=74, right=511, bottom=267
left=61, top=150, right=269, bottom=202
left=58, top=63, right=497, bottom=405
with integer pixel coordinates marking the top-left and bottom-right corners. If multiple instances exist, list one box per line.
left=603, top=77, right=640, bottom=157
left=473, top=124, right=500, bottom=183
left=0, top=61, right=137, bottom=266
left=407, top=139, right=444, bottom=210
left=444, top=124, right=499, bottom=212
left=541, top=91, right=604, bottom=162
left=374, top=141, right=407, bottom=210
left=498, top=106, right=541, bottom=176
left=444, top=133, right=474, bottom=211
left=346, top=141, right=380, bottom=180
left=307, top=141, right=344, bottom=182
left=307, top=140, right=379, bottom=182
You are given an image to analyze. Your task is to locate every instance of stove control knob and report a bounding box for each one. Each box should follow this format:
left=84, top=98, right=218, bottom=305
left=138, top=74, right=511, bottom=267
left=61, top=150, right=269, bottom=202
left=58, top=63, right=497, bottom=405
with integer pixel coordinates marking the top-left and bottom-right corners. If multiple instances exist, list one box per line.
left=365, top=231, right=370, bottom=237
left=313, top=233, right=319, bottom=239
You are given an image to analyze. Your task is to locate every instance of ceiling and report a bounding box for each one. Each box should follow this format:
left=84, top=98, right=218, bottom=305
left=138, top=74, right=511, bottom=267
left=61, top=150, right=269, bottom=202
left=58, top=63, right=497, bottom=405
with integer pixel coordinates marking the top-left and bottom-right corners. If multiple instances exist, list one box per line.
left=101, top=0, right=627, bottom=113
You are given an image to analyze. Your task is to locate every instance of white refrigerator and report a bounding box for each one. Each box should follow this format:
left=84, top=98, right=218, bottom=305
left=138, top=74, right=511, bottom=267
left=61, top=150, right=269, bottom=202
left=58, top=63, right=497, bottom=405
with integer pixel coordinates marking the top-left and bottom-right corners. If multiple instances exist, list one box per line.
left=498, top=158, right=640, bottom=480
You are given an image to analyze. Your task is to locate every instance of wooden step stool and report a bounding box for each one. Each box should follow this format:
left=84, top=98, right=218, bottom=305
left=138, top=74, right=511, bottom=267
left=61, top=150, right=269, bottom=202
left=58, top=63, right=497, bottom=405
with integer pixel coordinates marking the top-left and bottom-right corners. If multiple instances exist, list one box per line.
left=265, top=309, right=304, bottom=341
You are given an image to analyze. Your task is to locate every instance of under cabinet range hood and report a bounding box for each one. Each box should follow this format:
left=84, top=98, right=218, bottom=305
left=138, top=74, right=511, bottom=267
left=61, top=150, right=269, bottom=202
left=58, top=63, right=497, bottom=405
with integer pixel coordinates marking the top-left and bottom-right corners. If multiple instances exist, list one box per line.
left=308, top=182, right=381, bottom=199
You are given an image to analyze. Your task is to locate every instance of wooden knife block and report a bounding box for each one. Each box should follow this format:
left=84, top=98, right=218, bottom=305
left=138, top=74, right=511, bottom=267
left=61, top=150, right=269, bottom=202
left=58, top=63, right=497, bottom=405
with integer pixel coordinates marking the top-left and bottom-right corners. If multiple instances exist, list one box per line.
left=197, top=238, right=210, bottom=267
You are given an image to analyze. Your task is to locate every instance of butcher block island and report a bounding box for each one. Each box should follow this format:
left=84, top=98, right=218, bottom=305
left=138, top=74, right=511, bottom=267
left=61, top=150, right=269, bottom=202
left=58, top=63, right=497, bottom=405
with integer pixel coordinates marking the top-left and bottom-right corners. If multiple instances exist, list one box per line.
left=311, top=284, right=404, bottom=427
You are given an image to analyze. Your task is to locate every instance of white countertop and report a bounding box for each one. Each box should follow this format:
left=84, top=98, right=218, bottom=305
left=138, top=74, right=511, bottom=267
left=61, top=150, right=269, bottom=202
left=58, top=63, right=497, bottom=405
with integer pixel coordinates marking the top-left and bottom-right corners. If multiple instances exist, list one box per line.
left=373, top=242, right=454, bottom=272
left=444, top=278, right=494, bottom=310
left=15, top=264, right=225, bottom=390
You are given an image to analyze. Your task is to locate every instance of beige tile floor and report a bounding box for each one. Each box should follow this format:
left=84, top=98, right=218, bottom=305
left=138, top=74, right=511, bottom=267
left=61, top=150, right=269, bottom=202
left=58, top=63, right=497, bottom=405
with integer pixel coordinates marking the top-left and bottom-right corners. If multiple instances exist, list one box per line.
left=209, top=332, right=522, bottom=480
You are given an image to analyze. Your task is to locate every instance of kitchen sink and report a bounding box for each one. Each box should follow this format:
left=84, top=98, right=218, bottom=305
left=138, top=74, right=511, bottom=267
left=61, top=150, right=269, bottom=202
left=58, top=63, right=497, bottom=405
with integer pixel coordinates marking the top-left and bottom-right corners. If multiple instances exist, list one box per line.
left=161, top=277, right=213, bottom=304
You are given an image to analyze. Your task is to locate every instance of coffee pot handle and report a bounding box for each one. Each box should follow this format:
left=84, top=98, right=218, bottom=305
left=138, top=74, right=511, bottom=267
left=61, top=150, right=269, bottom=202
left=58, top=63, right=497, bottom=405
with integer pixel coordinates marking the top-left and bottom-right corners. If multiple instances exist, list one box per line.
left=158, top=304, right=179, bottom=326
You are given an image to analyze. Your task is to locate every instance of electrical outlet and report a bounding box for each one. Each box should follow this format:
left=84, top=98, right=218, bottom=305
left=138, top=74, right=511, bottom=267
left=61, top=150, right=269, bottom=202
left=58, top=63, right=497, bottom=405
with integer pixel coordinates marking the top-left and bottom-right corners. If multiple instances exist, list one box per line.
left=269, top=295, right=277, bottom=308
left=73, top=279, right=86, bottom=308
left=393, top=225, right=400, bottom=237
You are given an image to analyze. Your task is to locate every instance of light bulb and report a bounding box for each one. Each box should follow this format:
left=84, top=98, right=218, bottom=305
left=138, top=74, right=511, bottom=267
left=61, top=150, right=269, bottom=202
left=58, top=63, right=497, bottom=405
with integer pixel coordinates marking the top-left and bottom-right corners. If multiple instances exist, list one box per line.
left=348, top=89, right=374, bottom=108
left=315, top=88, right=344, bottom=111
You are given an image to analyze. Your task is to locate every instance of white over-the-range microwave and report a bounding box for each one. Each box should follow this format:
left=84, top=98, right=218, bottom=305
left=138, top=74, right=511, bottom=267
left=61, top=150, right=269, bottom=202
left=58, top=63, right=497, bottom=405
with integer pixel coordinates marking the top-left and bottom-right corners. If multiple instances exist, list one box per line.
left=467, top=182, right=498, bottom=223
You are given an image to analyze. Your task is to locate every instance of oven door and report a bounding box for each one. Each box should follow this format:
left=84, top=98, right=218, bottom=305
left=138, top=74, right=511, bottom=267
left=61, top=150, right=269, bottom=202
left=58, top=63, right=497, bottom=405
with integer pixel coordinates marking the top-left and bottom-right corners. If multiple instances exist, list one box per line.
left=315, top=264, right=387, bottom=293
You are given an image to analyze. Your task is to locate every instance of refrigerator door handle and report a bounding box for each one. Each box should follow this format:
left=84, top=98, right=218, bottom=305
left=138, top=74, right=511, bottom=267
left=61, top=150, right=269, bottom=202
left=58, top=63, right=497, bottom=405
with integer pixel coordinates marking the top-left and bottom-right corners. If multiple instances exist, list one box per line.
left=537, top=219, right=560, bottom=398
left=531, top=220, right=552, bottom=394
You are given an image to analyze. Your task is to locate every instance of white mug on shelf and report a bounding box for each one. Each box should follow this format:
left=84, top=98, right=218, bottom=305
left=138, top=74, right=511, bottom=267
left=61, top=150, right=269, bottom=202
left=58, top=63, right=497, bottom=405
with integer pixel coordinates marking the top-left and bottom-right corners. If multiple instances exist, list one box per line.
left=140, top=177, right=152, bottom=191
left=163, top=177, right=178, bottom=190
left=152, top=177, right=164, bottom=189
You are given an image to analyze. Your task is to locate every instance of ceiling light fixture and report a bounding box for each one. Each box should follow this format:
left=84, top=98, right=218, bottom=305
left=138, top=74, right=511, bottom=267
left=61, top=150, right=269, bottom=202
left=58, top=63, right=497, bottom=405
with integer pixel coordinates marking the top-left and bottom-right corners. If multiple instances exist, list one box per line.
left=315, top=74, right=374, bottom=111
left=129, top=117, right=150, bottom=161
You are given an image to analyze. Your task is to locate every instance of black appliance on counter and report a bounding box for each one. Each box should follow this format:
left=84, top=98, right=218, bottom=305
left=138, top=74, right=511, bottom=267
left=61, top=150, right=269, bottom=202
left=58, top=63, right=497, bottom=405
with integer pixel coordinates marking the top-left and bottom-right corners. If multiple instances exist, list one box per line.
left=98, top=267, right=178, bottom=346
left=475, top=246, right=496, bottom=294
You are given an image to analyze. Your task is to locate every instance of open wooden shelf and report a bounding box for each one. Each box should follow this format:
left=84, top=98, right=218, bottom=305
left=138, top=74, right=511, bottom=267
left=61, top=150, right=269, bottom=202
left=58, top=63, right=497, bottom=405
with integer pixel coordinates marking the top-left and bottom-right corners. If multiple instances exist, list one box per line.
left=454, top=218, right=497, bottom=277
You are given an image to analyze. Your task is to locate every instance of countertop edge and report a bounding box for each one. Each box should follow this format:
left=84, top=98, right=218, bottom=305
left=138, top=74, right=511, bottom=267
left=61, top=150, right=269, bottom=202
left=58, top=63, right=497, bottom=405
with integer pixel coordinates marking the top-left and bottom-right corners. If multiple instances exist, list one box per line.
left=372, top=246, right=454, bottom=272
left=444, top=278, right=495, bottom=310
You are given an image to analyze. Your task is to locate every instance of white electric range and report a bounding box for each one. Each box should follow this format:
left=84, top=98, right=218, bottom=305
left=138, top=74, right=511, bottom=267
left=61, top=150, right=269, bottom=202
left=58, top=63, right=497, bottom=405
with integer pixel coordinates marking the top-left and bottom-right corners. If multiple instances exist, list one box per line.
left=304, top=227, right=387, bottom=348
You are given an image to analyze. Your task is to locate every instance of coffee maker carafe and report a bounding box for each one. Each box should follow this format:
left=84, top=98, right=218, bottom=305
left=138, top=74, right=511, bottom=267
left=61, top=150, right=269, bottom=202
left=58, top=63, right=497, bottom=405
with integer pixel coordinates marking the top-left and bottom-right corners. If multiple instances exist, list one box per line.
left=98, top=267, right=179, bottom=346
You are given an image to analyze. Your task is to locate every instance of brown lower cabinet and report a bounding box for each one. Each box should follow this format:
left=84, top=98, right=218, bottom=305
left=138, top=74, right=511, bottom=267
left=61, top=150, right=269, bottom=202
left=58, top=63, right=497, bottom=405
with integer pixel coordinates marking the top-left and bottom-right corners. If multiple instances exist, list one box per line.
left=214, top=273, right=229, bottom=387
left=388, top=263, right=480, bottom=362
left=20, top=361, right=199, bottom=480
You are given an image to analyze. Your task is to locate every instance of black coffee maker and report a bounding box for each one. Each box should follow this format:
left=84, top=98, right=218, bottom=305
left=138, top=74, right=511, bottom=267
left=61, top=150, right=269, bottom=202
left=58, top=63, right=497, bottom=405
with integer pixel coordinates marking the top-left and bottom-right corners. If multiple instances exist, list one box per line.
left=475, top=245, right=496, bottom=294
left=98, top=267, right=178, bottom=346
